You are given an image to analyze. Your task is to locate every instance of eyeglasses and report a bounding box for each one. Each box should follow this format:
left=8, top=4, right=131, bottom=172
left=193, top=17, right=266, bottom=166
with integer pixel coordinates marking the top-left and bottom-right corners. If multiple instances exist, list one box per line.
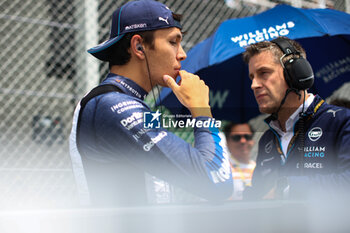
left=229, top=134, right=253, bottom=142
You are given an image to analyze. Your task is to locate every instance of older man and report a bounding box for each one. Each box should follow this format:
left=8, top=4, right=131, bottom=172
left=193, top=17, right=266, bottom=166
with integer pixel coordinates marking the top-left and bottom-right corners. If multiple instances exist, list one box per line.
left=242, top=36, right=350, bottom=200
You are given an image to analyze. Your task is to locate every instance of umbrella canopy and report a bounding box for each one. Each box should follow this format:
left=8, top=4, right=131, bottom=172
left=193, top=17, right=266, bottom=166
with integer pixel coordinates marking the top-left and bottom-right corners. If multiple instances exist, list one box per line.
left=157, top=4, right=350, bottom=122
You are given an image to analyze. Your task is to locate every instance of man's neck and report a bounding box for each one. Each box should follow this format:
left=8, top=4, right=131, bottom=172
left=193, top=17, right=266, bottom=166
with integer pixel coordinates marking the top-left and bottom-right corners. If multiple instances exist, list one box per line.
left=110, top=61, right=152, bottom=92
left=277, top=90, right=308, bottom=132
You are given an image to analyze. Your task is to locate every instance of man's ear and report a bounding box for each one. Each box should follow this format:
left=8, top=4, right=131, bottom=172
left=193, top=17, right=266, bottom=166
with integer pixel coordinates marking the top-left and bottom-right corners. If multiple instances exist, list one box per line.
left=130, top=35, right=144, bottom=58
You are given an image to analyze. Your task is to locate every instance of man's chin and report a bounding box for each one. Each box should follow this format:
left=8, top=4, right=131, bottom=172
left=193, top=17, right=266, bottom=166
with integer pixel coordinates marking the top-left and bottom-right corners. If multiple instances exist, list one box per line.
left=159, top=78, right=172, bottom=87
left=259, top=106, right=275, bottom=114
left=160, top=75, right=177, bottom=87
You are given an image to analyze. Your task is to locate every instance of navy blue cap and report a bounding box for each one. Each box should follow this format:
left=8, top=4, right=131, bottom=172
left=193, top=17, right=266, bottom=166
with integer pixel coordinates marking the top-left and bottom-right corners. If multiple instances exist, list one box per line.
left=88, top=0, right=182, bottom=61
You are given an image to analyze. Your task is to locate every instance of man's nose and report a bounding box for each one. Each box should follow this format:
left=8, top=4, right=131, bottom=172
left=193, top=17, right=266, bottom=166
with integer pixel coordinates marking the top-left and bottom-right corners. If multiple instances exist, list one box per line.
left=177, top=45, right=187, bottom=61
left=251, top=77, right=261, bottom=90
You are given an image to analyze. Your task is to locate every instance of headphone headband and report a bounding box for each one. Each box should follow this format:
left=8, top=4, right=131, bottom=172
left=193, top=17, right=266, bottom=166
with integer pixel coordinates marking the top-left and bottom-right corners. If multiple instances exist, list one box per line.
left=272, top=37, right=299, bottom=56
left=271, top=37, right=314, bottom=90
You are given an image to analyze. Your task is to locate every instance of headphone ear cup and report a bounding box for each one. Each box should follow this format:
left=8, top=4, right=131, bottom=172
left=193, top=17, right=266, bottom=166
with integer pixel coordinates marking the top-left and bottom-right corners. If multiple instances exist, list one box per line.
left=283, top=60, right=296, bottom=88
left=283, top=65, right=293, bottom=89
left=284, top=58, right=314, bottom=90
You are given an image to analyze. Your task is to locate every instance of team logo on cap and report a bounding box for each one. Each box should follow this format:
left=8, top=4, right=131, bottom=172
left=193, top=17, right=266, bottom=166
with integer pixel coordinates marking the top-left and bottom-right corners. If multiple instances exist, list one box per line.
left=158, top=17, right=169, bottom=25
left=125, top=23, right=147, bottom=31
left=308, top=127, right=323, bottom=141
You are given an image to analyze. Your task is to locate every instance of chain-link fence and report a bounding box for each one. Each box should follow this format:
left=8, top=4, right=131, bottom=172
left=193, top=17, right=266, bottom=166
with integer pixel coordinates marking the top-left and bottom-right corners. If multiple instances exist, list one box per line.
left=0, top=0, right=349, bottom=208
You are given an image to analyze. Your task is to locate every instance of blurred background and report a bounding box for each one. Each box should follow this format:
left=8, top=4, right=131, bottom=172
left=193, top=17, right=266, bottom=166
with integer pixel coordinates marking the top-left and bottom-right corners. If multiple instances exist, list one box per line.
left=0, top=0, right=349, bottom=208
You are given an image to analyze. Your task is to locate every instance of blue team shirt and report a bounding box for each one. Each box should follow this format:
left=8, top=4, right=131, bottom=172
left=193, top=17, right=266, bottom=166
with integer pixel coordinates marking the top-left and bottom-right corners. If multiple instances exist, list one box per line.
left=69, top=73, right=232, bottom=206
left=245, top=95, right=350, bottom=199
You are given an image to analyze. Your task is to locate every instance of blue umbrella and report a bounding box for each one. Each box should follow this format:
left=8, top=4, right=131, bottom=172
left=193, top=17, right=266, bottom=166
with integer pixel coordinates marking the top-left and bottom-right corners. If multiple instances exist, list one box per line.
left=157, top=4, right=350, bottom=122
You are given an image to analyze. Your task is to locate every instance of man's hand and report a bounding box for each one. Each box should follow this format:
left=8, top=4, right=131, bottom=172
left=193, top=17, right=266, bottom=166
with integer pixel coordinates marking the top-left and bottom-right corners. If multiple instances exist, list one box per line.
left=163, top=70, right=212, bottom=118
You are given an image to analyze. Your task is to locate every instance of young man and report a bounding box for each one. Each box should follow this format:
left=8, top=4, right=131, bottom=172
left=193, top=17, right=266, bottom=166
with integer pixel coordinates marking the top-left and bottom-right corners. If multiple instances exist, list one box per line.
left=242, top=37, right=350, bottom=200
left=224, top=122, right=256, bottom=200
left=69, top=0, right=232, bottom=206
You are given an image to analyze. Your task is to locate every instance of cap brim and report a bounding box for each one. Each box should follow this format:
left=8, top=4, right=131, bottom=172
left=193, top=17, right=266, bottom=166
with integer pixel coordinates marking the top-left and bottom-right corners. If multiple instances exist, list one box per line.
left=87, top=34, right=125, bottom=61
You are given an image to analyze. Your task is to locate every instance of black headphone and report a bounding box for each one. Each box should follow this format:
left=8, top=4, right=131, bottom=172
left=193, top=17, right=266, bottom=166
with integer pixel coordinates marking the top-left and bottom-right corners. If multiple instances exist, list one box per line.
left=271, top=37, right=314, bottom=90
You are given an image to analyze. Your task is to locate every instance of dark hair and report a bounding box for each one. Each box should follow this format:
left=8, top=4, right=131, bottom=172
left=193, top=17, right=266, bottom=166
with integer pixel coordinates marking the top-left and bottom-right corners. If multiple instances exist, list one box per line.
left=108, top=13, right=183, bottom=67
left=108, top=30, right=155, bottom=67
left=223, top=122, right=254, bottom=139
left=242, top=36, right=306, bottom=65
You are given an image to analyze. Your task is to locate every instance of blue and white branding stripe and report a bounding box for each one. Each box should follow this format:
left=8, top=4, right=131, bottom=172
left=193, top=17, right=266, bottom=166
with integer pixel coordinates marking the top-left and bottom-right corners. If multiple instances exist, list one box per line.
left=69, top=103, right=91, bottom=205
left=207, top=128, right=231, bottom=184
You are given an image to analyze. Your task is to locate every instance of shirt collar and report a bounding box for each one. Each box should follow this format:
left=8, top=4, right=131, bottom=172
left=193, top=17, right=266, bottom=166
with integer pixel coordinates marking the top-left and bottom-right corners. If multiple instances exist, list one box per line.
left=269, top=94, right=315, bottom=134
left=101, top=73, right=148, bottom=100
